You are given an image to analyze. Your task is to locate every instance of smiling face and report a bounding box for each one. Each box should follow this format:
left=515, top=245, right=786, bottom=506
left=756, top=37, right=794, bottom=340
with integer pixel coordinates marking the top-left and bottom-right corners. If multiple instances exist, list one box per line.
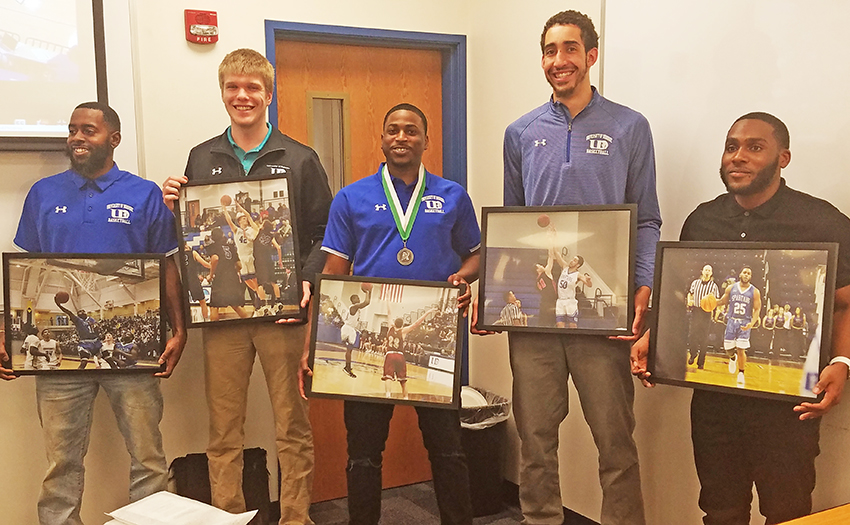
left=221, top=73, right=272, bottom=131
left=719, top=119, right=790, bottom=203
left=66, top=108, right=119, bottom=179
left=541, top=24, right=597, bottom=104
left=381, top=109, right=429, bottom=172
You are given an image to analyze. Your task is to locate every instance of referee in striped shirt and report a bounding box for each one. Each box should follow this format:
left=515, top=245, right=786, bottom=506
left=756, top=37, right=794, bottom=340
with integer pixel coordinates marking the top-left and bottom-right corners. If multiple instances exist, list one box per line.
left=688, top=264, right=720, bottom=369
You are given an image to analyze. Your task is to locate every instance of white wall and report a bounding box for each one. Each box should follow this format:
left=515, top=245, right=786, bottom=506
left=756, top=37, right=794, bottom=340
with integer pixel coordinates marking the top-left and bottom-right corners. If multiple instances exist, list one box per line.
left=604, top=1, right=850, bottom=523
left=3, top=0, right=850, bottom=524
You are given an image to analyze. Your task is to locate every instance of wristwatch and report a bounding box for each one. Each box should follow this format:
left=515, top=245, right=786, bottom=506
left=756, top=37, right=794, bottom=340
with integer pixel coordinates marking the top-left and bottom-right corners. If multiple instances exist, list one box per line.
left=828, top=356, right=850, bottom=379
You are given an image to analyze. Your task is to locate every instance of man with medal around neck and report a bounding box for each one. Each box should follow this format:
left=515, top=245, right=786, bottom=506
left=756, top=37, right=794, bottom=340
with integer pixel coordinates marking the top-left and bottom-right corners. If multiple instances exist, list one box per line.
left=317, top=103, right=481, bottom=525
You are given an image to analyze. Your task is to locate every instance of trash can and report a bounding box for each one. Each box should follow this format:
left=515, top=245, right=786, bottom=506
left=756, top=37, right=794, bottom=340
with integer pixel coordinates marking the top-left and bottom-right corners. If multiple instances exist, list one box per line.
left=459, top=386, right=511, bottom=517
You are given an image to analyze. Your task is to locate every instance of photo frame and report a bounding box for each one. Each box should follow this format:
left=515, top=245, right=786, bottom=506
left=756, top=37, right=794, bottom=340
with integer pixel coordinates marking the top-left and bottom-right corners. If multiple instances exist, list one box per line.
left=307, top=274, right=463, bottom=409
left=2, top=253, right=166, bottom=375
left=649, top=241, right=838, bottom=402
left=477, top=205, right=636, bottom=335
left=176, top=175, right=304, bottom=326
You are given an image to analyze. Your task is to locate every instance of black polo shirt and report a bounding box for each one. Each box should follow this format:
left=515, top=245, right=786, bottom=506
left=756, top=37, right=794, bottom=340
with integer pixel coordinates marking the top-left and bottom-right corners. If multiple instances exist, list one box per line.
left=683, top=178, right=850, bottom=416
left=680, top=178, right=850, bottom=289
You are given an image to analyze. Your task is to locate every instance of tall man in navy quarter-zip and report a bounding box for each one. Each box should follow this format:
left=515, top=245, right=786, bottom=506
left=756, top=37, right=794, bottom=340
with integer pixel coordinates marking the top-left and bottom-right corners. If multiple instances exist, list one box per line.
left=498, top=10, right=661, bottom=525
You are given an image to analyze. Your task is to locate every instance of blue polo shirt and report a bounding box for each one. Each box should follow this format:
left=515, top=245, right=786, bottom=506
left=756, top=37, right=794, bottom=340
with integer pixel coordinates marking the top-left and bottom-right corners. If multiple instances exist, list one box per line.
left=322, top=164, right=480, bottom=280
left=226, top=123, right=273, bottom=175
left=14, top=164, right=178, bottom=254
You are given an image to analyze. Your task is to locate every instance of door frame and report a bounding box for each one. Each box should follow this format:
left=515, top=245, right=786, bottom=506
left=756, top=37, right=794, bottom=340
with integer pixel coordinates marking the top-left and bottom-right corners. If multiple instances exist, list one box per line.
left=264, top=20, right=467, bottom=188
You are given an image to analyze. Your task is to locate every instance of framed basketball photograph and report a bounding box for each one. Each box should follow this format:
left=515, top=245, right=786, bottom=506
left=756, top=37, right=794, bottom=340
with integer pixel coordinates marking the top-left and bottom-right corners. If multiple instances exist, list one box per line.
left=307, top=274, right=463, bottom=409
left=2, top=253, right=166, bottom=375
left=176, top=175, right=304, bottom=326
left=477, top=205, right=636, bottom=335
left=649, top=242, right=838, bottom=402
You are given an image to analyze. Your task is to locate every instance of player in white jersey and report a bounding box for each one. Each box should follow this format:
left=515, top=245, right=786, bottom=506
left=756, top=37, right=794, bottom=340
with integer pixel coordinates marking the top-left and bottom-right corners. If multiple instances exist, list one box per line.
left=223, top=199, right=262, bottom=309
left=717, top=266, right=762, bottom=387
left=23, top=326, right=46, bottom=370
left=552, top=247, right=593, bottom=328
left=40, top=329, right=60, bottom=369
left=339, top=286, right=372, bottom=377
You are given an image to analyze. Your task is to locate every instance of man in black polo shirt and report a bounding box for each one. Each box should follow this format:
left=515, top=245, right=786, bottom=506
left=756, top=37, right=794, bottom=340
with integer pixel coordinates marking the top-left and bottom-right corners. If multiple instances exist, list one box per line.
left=634, top=112, right=850, bottom=524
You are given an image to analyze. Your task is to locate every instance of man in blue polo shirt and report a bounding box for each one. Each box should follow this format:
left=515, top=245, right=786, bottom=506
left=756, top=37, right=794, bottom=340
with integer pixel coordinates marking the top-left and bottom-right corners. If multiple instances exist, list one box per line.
left=0, top=101, right=186, bottom=525
left=319, top=103, right=480, bottom=525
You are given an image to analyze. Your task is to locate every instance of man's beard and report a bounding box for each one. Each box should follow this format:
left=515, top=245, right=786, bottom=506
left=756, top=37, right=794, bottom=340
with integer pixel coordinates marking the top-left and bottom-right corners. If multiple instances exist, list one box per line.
left=719, top=157, right=778, bottom=196
left=66, top=143, right=112, bottom=177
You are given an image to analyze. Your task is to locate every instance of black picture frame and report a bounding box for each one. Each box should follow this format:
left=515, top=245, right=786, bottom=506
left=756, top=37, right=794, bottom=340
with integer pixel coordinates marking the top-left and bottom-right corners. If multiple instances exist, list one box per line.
left=2, top=253, right=166, bottom=375
left=0, top=0, right=108, bottom=151
left=307, top=274, right=463, bottom=409
left=176, top=174, right=305, bottom=326
left=649, top=241, right=838, bottom=402
left=477, top=205, right=636, bottom=335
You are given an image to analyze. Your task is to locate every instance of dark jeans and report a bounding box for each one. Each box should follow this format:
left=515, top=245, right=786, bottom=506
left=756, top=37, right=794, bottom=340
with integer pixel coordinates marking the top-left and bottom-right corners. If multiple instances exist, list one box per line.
left=688, top=309, right=713, bottom=368
left=344, top=400, right=473, bottom=525
left=691, top=390, right=820, bottom=525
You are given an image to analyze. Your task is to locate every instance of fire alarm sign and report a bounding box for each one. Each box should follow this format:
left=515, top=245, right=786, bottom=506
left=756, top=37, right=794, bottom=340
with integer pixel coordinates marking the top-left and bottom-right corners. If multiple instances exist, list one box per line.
left=185, top=10, right=218, bottom=44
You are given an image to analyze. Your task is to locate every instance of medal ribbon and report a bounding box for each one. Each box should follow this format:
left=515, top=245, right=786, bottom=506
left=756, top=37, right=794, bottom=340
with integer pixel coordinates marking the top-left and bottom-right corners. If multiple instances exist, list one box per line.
left=381, top=163, right=426, bottom=243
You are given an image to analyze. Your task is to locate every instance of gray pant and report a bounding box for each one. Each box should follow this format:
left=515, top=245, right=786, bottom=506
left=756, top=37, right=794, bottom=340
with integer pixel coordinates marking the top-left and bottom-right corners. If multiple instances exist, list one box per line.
left=508, top=332, right=645, bottom=525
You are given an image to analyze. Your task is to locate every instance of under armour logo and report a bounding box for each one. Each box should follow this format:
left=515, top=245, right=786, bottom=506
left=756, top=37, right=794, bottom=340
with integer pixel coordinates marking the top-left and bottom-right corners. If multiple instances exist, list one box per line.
left=375, top=204, right=387, bottom=211
left=55, top=206, right=67, bottom=213
left=534, top=139, right=547, bottom=147
left=211, top=167, right=223, bottom=176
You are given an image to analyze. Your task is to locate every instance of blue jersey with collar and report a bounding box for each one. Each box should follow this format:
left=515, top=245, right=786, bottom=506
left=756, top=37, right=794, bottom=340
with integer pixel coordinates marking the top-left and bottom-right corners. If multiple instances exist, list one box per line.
left=14, top=164, right=178, bottom=255
left=321, top=165, right=480, bottom=280
left=503, top=88, right=662, bottom=290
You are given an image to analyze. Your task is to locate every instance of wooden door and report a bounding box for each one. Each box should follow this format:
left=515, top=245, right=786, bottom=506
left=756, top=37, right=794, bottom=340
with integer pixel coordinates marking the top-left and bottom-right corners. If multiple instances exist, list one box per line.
left=275, top=40, right=444, bottom=503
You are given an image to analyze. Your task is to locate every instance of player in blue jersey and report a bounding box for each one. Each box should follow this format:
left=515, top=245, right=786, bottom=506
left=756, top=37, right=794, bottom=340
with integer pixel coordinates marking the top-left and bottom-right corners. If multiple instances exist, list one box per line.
left=717, top=267, right=762, bottom=387
left=55, top=298, right=105, bottom=370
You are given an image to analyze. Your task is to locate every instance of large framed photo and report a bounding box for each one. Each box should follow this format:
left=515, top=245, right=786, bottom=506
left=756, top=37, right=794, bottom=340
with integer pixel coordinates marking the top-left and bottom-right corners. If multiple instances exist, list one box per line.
left=176, top=175, right=304, bottom=326
left=477, top=205, right=636, bottom=335
left=308, top=275, right=463, bottom=409
left=2, top=253, right=166, bottom=375
left=649, top=242, right=838, bottom=402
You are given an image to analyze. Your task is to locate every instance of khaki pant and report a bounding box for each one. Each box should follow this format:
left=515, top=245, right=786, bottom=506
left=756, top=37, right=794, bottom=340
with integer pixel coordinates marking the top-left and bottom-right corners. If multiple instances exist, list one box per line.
left=204, top=323, right=314, bottom=525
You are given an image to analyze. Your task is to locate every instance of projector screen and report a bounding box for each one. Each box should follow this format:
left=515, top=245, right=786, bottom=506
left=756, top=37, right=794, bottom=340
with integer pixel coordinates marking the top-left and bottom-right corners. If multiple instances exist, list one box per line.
left=0, top=0, right=105, bottom=149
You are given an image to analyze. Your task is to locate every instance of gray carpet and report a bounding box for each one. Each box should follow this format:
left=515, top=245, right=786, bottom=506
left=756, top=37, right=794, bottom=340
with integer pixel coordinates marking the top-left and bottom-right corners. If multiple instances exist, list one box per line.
left=308, top=481, right=524, bottom=524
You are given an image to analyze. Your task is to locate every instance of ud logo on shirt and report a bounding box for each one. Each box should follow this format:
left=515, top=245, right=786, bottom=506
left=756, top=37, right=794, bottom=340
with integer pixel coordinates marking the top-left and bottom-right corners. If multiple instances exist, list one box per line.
left=534, top=139, right=547, bottom=147
left=54, top=206, right=67, bottom=214
left=107, top=203, right=134, bottom=225
left=423, top=195, right=445, bottom=214
left=375, top=204, right=387, bottom=211
left=586, top=133, right=613, bottom=155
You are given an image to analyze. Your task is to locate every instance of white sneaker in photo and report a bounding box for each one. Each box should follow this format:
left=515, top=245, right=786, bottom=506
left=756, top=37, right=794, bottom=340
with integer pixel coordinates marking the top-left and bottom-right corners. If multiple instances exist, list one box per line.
left=737, top=371, right=745, bottom=387
left=728, top=355, right=737, bottom=374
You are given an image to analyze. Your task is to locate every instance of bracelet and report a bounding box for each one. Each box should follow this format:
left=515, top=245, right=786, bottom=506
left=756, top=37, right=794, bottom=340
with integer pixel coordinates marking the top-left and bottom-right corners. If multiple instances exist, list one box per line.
left=828, top=356, right=850, bottom=379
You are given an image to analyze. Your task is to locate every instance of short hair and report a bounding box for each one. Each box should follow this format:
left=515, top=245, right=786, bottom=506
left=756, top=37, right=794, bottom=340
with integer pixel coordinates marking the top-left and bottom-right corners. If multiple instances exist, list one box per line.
left=394, top=318, right=404, bottom=328
left=383, top=103, right=428, bottom=135
left=741, top=266, right=752, bottom=273
left=733, top=112, right=790, bottom=149
left=218, top=48, right=275, bottom=94
left=540, top=10, right=599, bottom=53
left=575, top=255, right=585, bottom=268
left=504, top=290, right=515, bottom=302
left=75, top=101, right=121, bottom=132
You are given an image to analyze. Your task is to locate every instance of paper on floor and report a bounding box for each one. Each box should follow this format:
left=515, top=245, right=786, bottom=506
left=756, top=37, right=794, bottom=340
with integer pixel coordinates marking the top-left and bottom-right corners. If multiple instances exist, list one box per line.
left=105, top=491, right=257, bottom=525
